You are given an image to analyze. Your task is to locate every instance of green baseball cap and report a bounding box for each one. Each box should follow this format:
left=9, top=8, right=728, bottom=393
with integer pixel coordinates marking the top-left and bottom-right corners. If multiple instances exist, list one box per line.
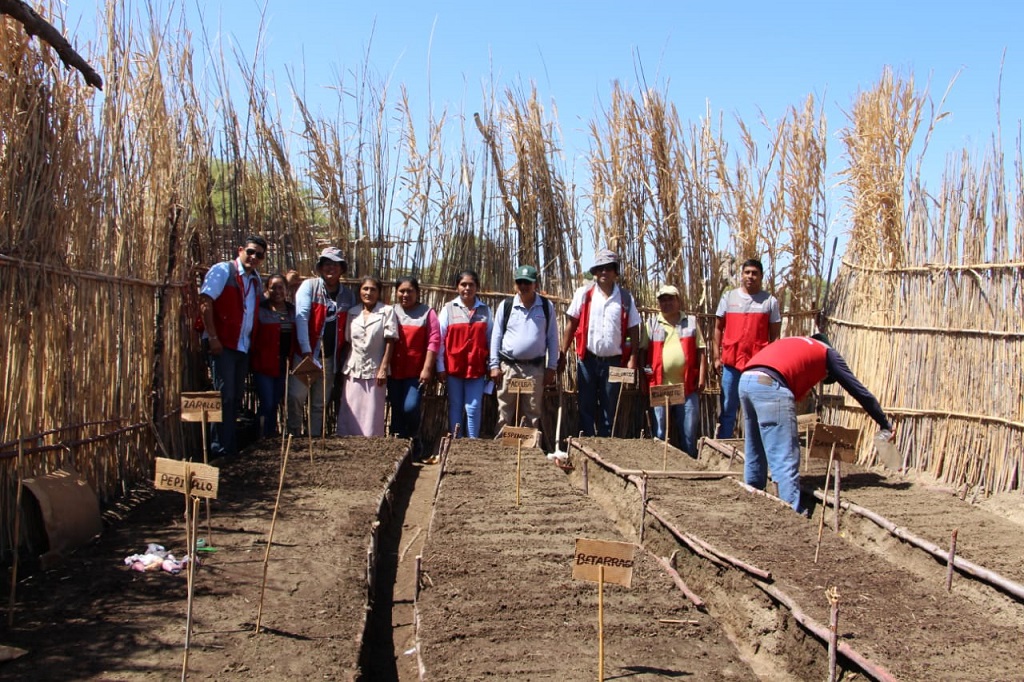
left=514, top=265, right=538, bottom=282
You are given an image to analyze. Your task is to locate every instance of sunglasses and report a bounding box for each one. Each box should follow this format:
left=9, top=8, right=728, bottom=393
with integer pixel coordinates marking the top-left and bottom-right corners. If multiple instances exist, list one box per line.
left=245, top=247, right=266, bottom=259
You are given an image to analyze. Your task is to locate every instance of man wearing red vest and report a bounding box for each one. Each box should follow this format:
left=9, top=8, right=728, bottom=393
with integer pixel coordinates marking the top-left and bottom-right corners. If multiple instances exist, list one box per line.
left=643, top=284, right=706, bottom=457
left=199, top=235, right=267, bottom=458
left=739, top=334, right=894, bottom=513
left=714, top=258, right=781, bottom=438
left=560, top=248, right=641, bottom=437
left=287, top=246, right=356, bottom=438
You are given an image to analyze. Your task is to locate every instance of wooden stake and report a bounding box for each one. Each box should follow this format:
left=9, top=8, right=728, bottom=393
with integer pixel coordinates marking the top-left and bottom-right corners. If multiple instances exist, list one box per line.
left=182, top=486, right=199, bottom=682
left=610, top=385, right=622, bottom=438
left=7, top=436, right=23, bottom=628
left=832, top=460, right=841, bottom=533
left=321, top=350, right=328, bottom=452
left=582, top=456, right=589, bottom=496
left=638, top=476, right=648, bottom=543
left=662, top=395, right=670, bottom=471
left=814, top=443, right=836, bottom=564
left=827, top=586, right=840, bottom=682
left=598, top=565, right=605, bottom=682
left=256, top=435, right=292, bottom=632
left=946, top=528, right=958, bottom=593
left=515, top=437, right=522, bottom=508
left=200, top=409, right=212, bottom=546
left=307, top=399, right=314, bottom=464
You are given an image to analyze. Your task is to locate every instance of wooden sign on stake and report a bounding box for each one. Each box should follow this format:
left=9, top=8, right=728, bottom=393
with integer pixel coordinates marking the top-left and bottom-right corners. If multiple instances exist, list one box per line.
left=572, top=538, right=636, bottom=588
left=500, top=426, right=540, bottom=448
left=572, top=537, right=635, bottom=682
left=507, top=377, right=535, bottom=393
left=290, top=355, right=321, bottom=386
left=180, top=392, right=222, bottom=422
left=154, top=458, right=220, bottom=499
left=649, top=383, right=686, bottom=406
left=607, top=367, right=636, bottom=385
left=808, top=424, right=861, bottom=464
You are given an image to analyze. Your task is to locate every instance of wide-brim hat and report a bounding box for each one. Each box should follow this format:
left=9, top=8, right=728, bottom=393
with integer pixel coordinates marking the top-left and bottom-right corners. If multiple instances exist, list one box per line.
left=589, top=248, right=620, bottom=274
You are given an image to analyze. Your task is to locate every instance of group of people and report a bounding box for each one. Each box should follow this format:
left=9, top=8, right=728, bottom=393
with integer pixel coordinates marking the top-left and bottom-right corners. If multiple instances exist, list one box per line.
left=199, top=237, right=894, bottom=514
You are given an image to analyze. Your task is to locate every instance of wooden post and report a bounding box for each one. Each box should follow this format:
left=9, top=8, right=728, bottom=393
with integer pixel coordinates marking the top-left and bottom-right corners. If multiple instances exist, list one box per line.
left=814, top=443, right=836, bottom=564
left=307, top=399, right=314, bottom=464
left=638, top=476, right=648, bottom=543
left=256, top=435, right=292, bottom=632
left=7, top=436, right=23, bottom=628
left=610, top=388, right=622, bottom=438
left=582, top=457, right=589, bottom=496
left=598, top=565, right=605, bottom=682
left=181, top=486, right=199, bottom=682
left=946, top=528, right=959, bottom=592
left=200, top=409, right=213, bottom=545
left=321, top=349, right=328, bottom=452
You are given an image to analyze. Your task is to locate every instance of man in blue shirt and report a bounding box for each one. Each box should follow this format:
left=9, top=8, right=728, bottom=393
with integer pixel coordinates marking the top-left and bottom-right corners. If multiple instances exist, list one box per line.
left=198, top=235, right=267, bottom=458
left=489, top=265, right=559, bottom=433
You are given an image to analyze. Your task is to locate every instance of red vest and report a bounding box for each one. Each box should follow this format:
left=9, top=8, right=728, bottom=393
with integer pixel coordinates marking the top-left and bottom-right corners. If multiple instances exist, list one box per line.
left=648, top=315, right=701, bottom=396
left=746, top=337, right=828, bottom=401
left=442, top=301, right=489, bottom=379
left=211, top=266, right=258, bottom=351
left=573, top=283, right=633, bottom=363
left=720, top=288, right=773, bottom=370
left=251, top=302, right=294, bottom=377
left=392, top=304, right=432, bottom=380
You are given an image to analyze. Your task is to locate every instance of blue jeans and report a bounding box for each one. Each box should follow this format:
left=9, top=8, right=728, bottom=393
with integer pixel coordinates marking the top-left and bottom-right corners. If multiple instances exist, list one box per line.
left=446, top=376, right=486, bottom=438
left=653, top=392, right=700, bottom=458
left=254, top=371, right=286, bottom=436
left=739, top=371, right=803, bottom=512
left=388, top=377, right=423, bottom=439
left=208, top=347, right=248, bottom=457
left=577, top=354, right=622, bottom=437
left=718, top=364, right=742, bottom=438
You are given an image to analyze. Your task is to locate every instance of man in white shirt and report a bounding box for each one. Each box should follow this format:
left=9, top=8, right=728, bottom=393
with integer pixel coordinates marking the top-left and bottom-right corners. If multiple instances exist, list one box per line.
left=559, top=249, right=641, bottom=437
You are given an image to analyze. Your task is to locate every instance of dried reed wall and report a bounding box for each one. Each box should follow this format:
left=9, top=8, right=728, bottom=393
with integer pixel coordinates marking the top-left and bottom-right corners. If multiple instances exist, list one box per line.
left=826, top=69, right=1024, bottom=494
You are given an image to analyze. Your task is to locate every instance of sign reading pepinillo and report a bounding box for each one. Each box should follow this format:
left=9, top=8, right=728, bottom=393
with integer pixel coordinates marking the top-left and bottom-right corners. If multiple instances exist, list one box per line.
left=154, top=458, right=220, bottom=499
left=180, top=391, right=222, bottom=422
left=572, top=538, right=636, bottom=588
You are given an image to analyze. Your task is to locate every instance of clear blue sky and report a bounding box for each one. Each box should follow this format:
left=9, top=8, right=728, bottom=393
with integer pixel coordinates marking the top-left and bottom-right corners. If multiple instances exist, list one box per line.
left=64, top=0, right=1022, bottom=214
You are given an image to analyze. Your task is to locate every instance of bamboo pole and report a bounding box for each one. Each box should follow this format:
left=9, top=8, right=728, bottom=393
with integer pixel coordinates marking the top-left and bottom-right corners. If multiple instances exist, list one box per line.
left=256, top=435, right=292, bottom=632
left=6, top=436, right=23, bottom=627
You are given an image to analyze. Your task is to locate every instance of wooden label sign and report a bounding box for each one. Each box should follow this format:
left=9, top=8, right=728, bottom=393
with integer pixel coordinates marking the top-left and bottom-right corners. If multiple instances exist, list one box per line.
left=607, top=367, right=636, bottom=384
left=154, top=458, right=220, bottom=499
left=180, top=392, right=222, bottom=422
left=649, top=383, right=686, bottom=405
left=500, top=426, right=539, bottom=448
left=290, top=355, right=321, bottom=386
left=572, top=538, right=635, bottom=588
left=507, top=377, right=536, bottom=393
left=809, top=423, right=861, bottom=463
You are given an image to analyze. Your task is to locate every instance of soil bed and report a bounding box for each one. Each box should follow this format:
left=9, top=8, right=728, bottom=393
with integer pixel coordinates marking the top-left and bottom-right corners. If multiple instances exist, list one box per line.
left=2, top=436, right=408, bottom=680
left=415, top=439, right=754, bottom=680
left=571, top=437, right=1024, bottom=681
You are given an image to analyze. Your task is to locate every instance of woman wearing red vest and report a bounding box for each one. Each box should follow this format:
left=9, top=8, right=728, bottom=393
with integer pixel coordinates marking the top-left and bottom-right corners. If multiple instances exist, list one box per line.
left=739, top=334, right=894, bottom=514
left=437, top=270, right=493, bottom=438
left=251, top=274, right=295, bottom=437
left=643, top=285, right=706, bottom=457
left=387, top=277, right=440, bottom=457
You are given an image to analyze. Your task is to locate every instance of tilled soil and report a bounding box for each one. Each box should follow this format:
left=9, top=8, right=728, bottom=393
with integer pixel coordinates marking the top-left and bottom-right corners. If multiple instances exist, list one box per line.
left=1, top=437, right=408, bottom=680
left=571, top=437, right=1024, bottom=681
left=415, top=439, right=754, bottom=680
